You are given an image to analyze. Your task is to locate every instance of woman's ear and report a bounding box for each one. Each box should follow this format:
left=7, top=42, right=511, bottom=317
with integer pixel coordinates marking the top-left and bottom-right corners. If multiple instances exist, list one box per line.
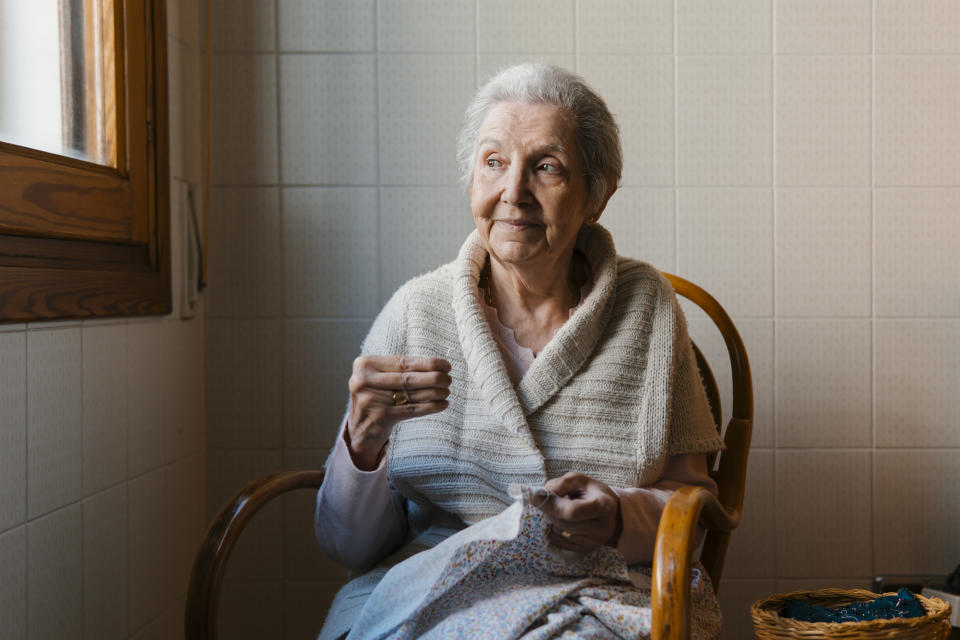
left=588, top=187, right=618, bottom=224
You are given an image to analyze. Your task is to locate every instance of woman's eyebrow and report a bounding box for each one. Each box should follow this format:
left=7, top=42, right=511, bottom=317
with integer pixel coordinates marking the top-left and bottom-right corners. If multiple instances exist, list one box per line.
left=538, top=144, right=569, bottom=157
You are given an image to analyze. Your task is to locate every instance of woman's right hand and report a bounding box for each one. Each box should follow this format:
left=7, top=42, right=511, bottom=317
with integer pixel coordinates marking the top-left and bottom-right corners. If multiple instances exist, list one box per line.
left=347, top=355, right=452, bottom=470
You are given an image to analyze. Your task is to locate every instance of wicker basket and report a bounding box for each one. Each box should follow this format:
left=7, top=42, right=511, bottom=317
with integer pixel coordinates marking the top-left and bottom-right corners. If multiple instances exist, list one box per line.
left=750, top=588, right=953, bottom=639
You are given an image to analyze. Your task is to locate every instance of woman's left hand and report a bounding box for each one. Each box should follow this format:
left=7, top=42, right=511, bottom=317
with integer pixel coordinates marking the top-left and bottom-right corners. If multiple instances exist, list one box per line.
left=535, top=472, right=622, bottom=553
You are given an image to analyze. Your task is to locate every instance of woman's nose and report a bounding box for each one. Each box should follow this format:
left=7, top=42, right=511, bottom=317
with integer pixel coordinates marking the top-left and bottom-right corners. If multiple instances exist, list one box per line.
left=500, top=165, right=532, bottom=206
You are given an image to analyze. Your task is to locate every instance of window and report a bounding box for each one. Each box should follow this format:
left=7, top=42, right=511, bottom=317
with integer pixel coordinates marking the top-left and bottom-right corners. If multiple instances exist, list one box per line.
left=0, top=0, right=170, bottom=322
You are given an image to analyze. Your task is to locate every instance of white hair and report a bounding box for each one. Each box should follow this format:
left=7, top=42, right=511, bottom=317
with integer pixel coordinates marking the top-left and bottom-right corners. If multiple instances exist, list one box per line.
left=456, top=63, right=623, bottom=211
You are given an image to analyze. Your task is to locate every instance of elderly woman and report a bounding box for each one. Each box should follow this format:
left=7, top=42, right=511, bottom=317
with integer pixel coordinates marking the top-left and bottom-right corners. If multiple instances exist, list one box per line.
left=315, top=64, right=724, bottom=639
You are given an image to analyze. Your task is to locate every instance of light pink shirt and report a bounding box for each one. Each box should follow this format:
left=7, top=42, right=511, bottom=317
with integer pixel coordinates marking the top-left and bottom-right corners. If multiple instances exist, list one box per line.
left=316, top=286, right=718, bottom=571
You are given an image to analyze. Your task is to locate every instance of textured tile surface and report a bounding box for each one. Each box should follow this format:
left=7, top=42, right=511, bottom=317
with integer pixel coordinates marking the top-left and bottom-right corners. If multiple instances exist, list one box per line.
left=0, top=333, right=26, bottom=532
left=206, top=187, right=282, bottom=317
left=600, top=189, right=675, bottom=272
left=874, top=450, right=960, bottom=575
left=212, top=0, right=275, bottom=51
left=128, top=469, right=166, bottom=633
left=130, top=614, right=166, bottom=640
left=776, top=320, right=872, bottom=448
left=280, top=449, right=344, bottom=581
left=876, top=321, right=960, bottom=447
left=776, top=189, right=871, bottom=317
left=379, top=54, right=476, bottom=185
left=775, top=56, right=871, bottom=186
left=285, top=581, right=343, bottom=639
left=723, top=450, right=775, bottom=578
left=579, top=55, right=674, bottom=186
left=379, top=187, right=476, bottom=301
left=0, top=527, right=26, bottom=639
left=679, top=0, right=772, bottom=53
left=164, top=320, right=204, bottom=463
left=82, top=323, right=128, bottom=496
left=677, top=189, right=774, bottom=317
left=284, top=320, right=371, bottom=447
left=278, top=0, right=375, bottom=52
left=282, top=187, right=380, bottom=316
left=776, top=0, right=872, bottom=53
left=83, top=486, right=128, bottom=640
left=478, top=0, right=574, bottom=53
left=211, top=53, right=277, bottom=184
left=875, top=189, right=960, bottom=316
left=27, top=328, right=82, bottom=519
left=127, top=322, right=166, bottom=477
left=776, top=450, right=872, bottom=577
left=719, top=579, right=777, bottom=640
left=279, top=55, right=377, bottom=185
left=217, top=580, right=283, bottom=640
left=875, top=56, right=960, bottom=186
left=206, top=319, right=283, bottom=448
left=577, top=0, right=673, bottom=54
left=28, top=506, right=83, bottom=639
left=165, top=455, right=204, bottom=602
left=284, top=488, right=349, bottom=581
left=877, top=0, right=960, bottom=53
left=678, top=56, right=772, bottom=185
left=687, top=317, right=775, bottom=448
left=379, top=0, right=475, bottom=52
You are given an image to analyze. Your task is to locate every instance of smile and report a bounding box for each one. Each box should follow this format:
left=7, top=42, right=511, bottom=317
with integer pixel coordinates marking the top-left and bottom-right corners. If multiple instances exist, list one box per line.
left=496, top=219, right=539, bottom=231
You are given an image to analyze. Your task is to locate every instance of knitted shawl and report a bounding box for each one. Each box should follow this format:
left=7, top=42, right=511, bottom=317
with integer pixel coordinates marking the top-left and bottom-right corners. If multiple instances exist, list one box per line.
left=368, top=223, right=722, bottom=528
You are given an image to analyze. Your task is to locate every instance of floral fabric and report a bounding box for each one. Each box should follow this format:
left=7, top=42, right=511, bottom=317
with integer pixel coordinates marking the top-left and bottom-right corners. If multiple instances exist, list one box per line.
left=342, top=487, right=721, bottom=640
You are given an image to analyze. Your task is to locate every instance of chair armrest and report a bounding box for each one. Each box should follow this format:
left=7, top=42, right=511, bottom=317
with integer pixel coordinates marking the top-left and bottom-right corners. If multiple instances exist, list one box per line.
left=185, top=470, right=326, bottom=640
left=651, top=485, right=740, bottom=640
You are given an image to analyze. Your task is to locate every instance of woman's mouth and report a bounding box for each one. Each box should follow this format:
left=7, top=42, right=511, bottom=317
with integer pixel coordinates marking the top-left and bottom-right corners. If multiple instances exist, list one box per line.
left=496, top=219, right=538, bottom=231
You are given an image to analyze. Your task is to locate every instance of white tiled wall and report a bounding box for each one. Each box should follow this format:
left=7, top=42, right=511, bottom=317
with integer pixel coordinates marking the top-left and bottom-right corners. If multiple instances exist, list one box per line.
left=207, top=1, right=960, bottom=638
left=0, top=2, right=208, bottom=639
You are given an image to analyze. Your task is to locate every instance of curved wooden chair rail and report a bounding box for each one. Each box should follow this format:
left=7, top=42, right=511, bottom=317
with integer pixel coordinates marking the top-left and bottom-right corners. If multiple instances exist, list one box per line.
left=654, top=273, right=754, bottom=640
left=185, top=273, right=752, bottom=640
left=185, top=470, right=325, bottom=640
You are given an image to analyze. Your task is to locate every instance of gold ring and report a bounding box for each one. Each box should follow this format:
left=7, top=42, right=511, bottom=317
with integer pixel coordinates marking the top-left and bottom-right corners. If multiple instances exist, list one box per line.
left=559, top=530, right=573, bottom=539
left=392, top=390, right=410, bottom=406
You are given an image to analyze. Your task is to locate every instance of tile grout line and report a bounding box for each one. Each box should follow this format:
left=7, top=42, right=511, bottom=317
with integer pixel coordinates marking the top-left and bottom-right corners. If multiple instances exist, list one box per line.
left=272, top=0, right=289, bottom=624
left=80, top=325, right=86, bottom=637
left=770, top=0, right=779, bottom=583
left=673, top=0, right=680, bottom=275
left=23, top=329, right=30, bottom=638
left=375, top=1, right=384, bottom=329
left=869, top=0, right=878, bottom=580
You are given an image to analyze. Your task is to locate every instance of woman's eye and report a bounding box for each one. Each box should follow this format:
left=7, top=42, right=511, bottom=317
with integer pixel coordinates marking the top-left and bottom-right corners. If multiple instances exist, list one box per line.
left=537, top=163, right=559, bottom=173
left=486, top=158, right=502, bottom=168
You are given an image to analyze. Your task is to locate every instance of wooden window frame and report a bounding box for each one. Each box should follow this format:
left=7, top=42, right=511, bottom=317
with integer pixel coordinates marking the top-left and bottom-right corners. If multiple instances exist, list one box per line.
left=0, top=0, right=170, bottom=322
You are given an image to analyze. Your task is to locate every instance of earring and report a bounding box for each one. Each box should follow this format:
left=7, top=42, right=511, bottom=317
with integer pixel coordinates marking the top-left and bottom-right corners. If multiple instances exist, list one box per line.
left=587, top=215, right=598, bottom=224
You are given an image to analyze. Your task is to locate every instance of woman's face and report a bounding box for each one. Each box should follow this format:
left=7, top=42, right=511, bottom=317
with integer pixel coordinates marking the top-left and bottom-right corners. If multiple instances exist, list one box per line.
left=470, top=101, right=594, bottom=272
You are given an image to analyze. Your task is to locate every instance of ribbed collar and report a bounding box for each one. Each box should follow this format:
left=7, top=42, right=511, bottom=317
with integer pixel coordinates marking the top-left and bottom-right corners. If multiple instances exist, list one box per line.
left=451, top=224, right=619, bottom=436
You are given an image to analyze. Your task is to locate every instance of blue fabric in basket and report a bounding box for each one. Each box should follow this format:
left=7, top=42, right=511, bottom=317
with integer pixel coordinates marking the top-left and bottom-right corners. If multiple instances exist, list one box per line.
left=781, top=589, right=926, bottom=623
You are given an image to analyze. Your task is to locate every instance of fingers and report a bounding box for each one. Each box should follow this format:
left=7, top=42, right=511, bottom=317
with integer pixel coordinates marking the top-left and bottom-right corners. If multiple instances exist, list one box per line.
left=356, top=355, right=451, bottom=373
left=350, top=369, right=452, bottom=393
left=535, top=473, right=620, bottom=552
left=544, top=472, right=589, bottom=499
left=540, top=473, right=610, bottom=522
left=547, top=526, right=595, bottom=552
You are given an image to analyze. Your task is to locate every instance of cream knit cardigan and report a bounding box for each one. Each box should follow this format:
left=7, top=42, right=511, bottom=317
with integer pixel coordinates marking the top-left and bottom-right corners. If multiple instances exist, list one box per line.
left=320, top=223, right=723, bottom=637
left=375, top=223, right=722, bottom=527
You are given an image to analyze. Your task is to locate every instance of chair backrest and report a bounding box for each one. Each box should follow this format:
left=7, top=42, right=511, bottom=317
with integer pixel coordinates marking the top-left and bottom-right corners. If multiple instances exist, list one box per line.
left=663, top=273, right=753, bottom=591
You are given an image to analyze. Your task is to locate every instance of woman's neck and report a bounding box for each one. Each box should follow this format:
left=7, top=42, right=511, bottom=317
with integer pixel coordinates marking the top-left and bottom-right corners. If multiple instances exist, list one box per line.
left=482, top=251, right=587, bottom=354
